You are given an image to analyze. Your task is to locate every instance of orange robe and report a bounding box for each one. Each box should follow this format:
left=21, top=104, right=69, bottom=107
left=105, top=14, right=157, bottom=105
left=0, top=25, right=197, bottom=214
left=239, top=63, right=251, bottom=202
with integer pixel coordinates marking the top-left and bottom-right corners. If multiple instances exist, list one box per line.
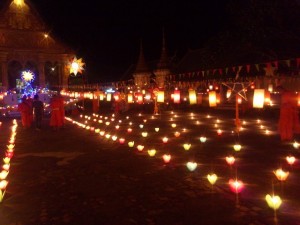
left=18, top=102, right=31, bottom=128
left=279, top=91, right=300, bottom=141
left=50, top=97, right=63, bottom=128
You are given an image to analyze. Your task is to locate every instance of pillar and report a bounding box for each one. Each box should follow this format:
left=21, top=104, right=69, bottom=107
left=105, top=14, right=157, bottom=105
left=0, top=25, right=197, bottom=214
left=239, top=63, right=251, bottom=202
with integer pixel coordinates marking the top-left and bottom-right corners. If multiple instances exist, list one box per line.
left=38, top=62, right=45, bottom=88
left=1, top=62, right=8, bottom=91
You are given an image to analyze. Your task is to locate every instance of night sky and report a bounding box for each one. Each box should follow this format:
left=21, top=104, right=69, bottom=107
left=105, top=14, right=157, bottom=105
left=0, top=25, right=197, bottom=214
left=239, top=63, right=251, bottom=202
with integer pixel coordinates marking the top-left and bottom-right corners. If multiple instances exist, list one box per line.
left=28, top=0, right=230, bottom=82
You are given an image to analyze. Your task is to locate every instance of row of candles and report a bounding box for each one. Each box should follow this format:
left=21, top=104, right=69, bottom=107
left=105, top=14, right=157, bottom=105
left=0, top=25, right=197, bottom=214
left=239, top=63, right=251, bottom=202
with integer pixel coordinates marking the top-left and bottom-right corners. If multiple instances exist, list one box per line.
left=65, top=111, right=299, bottom=215
left=0, top=119, right=17, bottom=202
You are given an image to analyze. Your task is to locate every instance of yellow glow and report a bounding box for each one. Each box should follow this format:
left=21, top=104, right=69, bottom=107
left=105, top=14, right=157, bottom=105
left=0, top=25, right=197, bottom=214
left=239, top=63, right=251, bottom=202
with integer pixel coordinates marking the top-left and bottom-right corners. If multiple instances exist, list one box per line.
left=13, top=0, right=25, bottom=7
left=209, top=91, right=217, bottom=107
left=128, top=141, right=134, bottom=147
left=148, top=149, right=156, bottom=157
left=69, top=57, right=85, bottom=75
left=253, top=89, right=265, bottom=108
left=207, top=174, right=218, bottom=185
left=186, top=162, right=197, bottom=171
left=274, top=169, right=289, bottom=181
left=233, top=144, right=242, bottom=151
left=22, top=71, right=34, bottom=82
left=265, top=194, right=282, bottom=210
left=183, top=143, right=191, bottom=151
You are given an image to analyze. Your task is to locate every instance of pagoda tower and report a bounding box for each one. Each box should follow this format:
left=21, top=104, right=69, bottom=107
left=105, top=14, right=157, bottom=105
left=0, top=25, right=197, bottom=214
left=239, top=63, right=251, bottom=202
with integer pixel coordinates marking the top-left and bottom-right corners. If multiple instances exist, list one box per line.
left=154, top=30, right=170, bottom=88
left=0, top=0, right=75, bottom=90
left=133, top=40, right=151, bottom=87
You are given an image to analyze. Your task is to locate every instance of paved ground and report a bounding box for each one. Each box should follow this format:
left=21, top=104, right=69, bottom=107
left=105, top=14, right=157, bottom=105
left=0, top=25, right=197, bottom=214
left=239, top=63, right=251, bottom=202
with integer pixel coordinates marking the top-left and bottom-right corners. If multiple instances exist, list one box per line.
left=0, top=107, right=300, bottom=225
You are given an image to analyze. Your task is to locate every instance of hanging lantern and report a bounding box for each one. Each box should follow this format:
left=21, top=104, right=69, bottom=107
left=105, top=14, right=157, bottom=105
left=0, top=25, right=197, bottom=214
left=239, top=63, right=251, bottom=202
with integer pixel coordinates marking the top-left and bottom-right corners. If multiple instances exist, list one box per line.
left=113, top=92, right=120, bottom=101
left=209, top=91, right=217, bottom=107
left=253, top=89, right=265, bottom=108
left=136, top=93, right=143, bottom=104
left=189, top=89, right=197, bottom=105
left=264, top=90, right=271, bottom=106
left=106, top=93, right=112, bottom=102
left=268, top=84, right=273, bottom=93
left=157, top=91, right=164, bottom=103
left=197, top=93, right=203, bottom=104
left=173, top=90, right=180, bottom=104
left=226, top=89, right=232, bottom=99
left=127, top=93, right=133, bottom=103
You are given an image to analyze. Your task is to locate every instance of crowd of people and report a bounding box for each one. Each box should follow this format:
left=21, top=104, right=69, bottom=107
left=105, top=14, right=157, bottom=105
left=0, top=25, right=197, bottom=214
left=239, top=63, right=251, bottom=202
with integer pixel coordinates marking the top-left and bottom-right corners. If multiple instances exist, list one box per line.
left=17, top=93, right=65, bottom=131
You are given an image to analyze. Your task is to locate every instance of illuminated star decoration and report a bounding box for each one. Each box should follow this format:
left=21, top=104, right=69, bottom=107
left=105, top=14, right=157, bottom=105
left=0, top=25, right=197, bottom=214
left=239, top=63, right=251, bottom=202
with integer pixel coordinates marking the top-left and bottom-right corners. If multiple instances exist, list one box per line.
left=222, top=82, right=251, bottom=101
left=21, top=70, right=35, bottom=83
left=69, top=57, right=85, bottom=76
left=264, top=63, right=276, bottom=77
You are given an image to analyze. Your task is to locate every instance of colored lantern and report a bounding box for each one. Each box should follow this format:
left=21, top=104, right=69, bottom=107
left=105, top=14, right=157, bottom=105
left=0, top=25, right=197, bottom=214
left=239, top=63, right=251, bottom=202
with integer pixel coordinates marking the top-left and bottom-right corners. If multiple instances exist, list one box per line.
left=189, top=89, right=197, bottom=105
left=183, top=143, right=191, bottom=151
left=137, top=145, right=144, bottom=151
left=207, top=173, right=218, bottom=185
left=119, top=138, right=125, bottom=144
left=229, top=179, right=244, bottom=193
left=128, top=141, right=134, bottom=147
left=286, top=156, right=296, bottom=165
left=127, top=93, right=133, bottom=103
left=157, top=91, right=164, bottom=103
left=106, top=93, right=112, bottom=102
left=148, top=149, right=156, bottom=157
left=265, top=194, right=282, bottom=210
left=253, top=89, right=265, bottom=108
left=274, top=169, right=289, bottom=181
left=173, top=90, right=180, bottom=104
left=226, top=156, right=235, bottom=166
left=162, top=154, right=171, bottom=163
left=209, top=91, right=217, bottom=107
left=233, top=144, right=242, bottom=152
left=186, top=162, right=197, bottom=171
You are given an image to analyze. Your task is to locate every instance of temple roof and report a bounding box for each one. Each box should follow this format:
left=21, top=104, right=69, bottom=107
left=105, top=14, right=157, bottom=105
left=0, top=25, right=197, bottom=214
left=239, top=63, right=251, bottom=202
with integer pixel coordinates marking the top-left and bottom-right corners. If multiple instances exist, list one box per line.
left=156, top=29, right=169, bottom=70
left=0, top=0, right=74, bottom=54
left=134, top=40, right=151, bottom=74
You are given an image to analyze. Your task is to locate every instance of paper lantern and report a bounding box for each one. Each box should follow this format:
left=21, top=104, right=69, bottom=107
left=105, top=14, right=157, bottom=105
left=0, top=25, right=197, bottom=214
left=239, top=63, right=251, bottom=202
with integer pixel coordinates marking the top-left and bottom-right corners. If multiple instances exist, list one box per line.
left=99, top=91, right=104, bottom=101
left=207, top=174, right=218, bottom=185
left=162, top=137, right=168, bottom=143
left=264, top=90, right=271, bottom=105
left=183, top=143, right=191, bottom=151
left=286, top=156, right=296, bottom=165
left=148, top=149, right=156, bottom=157
left=233, top=144, right=242, bottom=152
left=186, top=162, right=197, bottom=171
left=137, top=145, right=144, bottom=151
left=128, top=141, right=134, bottom=147
left=226, top=156, right=235, bottom=166
left=226, top=89, right=232, bottom=99
left=136, top=93, right=143, bottom=104
left=106, top=93, right=112, bottom=102
left=209, top=91, right=217, bottom=107
left=274, top=169, right=289, bottom=181
left=0, top=171, right=9, bottom=180
left=119, top=138, right=125, bottom=144
left=253, top=89, right=265, bottom=108
left=127, top=93, right=133, bottom=103
left=199, top=136, right=207, bottom=143
left=265, top=194, right=282, bottom=210
left=189, top=89, right=197, bottom=105
left=157, top=91, right=164, bottom=103
left=173, top=90, right=180, bottom=104
left=162, top=154, right=171, bottom=163
left=229, top=179, right=244, bottom=193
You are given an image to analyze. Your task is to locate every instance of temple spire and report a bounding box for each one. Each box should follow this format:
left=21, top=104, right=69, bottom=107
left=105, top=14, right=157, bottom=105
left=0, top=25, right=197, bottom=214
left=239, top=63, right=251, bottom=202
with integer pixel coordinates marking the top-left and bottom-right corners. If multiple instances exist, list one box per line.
left=135, top=40, right=149, bottom=73
left=157, top=28, right=169, bottom=70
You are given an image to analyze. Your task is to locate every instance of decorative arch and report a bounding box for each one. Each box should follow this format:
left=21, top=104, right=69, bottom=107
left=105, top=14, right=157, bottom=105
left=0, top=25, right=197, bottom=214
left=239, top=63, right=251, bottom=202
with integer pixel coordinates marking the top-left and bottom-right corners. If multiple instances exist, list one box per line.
left=8, top=60, right=22, bottom=89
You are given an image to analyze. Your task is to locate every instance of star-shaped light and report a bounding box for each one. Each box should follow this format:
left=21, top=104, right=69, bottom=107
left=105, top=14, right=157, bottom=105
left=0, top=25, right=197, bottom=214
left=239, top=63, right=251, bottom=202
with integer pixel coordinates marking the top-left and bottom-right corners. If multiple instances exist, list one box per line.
left=21, top=71, right=35, bottom=82
left=68, top=57, right=85, bottom=75
left=264, top=64, right=276, bottom=76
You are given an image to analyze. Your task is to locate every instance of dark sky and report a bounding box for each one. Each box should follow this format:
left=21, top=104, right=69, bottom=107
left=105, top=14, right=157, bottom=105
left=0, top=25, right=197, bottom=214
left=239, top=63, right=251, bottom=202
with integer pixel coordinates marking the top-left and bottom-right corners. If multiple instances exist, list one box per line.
left=30, top=0, right=229, bottom=82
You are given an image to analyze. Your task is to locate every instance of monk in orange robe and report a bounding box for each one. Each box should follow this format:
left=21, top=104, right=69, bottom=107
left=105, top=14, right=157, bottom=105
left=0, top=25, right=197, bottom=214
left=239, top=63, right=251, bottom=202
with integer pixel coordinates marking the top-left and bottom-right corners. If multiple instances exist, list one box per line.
left=18, top=96, right=31, bottom=128
left=278, top=86, right=300, bottom=141
left=50, top=95, right=63, bottom=130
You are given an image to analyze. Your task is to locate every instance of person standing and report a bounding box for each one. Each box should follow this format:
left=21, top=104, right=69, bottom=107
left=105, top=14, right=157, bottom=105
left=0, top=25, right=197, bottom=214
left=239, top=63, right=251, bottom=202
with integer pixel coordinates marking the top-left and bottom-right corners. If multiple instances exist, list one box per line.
left=277, top=86, right=300, bottom=141
left=50, top=94, right=63, bottom=131
left=26, top=94, right=34, bottom=126
left=18, top=96, right=31, bottom=129
left=32, top=94, right=44, bottom=130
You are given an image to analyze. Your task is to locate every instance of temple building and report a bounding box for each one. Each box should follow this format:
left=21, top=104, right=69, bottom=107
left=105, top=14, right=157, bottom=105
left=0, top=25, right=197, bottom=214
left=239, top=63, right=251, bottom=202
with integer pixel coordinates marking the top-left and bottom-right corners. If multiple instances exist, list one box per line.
left=131, top=32, right=172, bottom=88
left=153, top=31, right=170, bottom=88
left=0, top=0, right=75, bottom=91
left=132, top=41, right=152, bottom=87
